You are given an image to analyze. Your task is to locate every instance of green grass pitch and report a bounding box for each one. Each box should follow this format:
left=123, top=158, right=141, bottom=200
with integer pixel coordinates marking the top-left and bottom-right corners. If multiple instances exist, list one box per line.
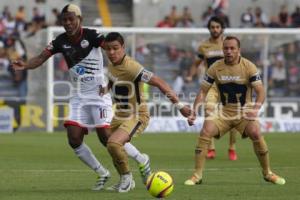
left=0, top=132, right=299, bottom=200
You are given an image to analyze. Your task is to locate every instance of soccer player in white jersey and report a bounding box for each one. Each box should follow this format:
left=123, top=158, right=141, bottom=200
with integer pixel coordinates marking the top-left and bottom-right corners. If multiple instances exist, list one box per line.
left=11, top=4, right=151, bottom=190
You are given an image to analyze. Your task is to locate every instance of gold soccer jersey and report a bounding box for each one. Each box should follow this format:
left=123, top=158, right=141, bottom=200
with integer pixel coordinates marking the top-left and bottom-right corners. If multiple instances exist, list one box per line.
left=198, top=38, right=223, bottom=70
left=203, top=57, right=262, bottom=113
left=107, top=55, right=149, bottom=119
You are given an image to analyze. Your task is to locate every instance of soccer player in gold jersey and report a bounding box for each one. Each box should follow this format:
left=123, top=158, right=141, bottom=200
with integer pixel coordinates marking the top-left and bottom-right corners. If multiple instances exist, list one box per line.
left=184, top=36, right=285, bottom=186
left=186, top=16, right=238, bottom=160
left=103, top=32, right=191, bottom=192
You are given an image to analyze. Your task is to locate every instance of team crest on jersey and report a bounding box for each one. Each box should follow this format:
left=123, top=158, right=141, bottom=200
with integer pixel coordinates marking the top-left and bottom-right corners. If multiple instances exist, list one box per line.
left=80, top=40, right=89, bottom=48
left=76, top=65, right=85, bottom=75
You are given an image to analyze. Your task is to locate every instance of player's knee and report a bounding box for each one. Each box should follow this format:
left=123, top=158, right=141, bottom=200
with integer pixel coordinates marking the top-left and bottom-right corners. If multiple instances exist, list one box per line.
left=246, top=125, right=261, bottom=141
left=107, top=142, right=122, bottom=154
left=68, top=138, right=82, bottom=149
left=201, top=125, right=215, bottom=138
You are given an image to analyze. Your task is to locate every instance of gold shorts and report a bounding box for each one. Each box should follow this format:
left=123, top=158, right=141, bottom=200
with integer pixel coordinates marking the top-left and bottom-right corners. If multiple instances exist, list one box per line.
left=212, top=109, right=259, bottom=138
left=110, top=113, right=150, bottom=137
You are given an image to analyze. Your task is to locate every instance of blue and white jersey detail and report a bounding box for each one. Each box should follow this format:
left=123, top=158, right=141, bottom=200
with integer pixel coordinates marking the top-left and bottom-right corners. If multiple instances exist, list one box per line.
left=69, top=48, right=104, bottom=99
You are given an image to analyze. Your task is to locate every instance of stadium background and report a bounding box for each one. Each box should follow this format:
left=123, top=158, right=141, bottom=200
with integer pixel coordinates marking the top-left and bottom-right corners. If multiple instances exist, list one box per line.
left=1, top=0, right=300, bottom=133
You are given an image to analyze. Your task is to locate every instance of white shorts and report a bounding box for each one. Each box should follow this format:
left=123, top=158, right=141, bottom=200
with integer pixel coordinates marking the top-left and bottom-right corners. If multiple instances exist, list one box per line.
left=64, top=96, right=113, bottom=129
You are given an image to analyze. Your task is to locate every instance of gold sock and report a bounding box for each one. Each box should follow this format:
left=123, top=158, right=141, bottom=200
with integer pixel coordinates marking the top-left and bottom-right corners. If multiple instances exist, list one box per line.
left=208, top=138, right=215, bottom=150
left=107, top=142, right=130, bottom=175
left=229, top=130, right=237, bottom=150
left=194, top=136, right=211, bottom=179
left=252, top=137, right=271, bottom=176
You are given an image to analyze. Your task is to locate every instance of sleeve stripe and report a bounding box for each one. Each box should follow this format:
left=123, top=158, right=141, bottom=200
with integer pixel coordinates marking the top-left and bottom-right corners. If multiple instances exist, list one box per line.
left=249, top=74, right=261, bottom=82
left=197, top=53, right=204, bottom=59
left=204, top=74, right=215, bottom=84
left=134, top=68, right=144, bottom=81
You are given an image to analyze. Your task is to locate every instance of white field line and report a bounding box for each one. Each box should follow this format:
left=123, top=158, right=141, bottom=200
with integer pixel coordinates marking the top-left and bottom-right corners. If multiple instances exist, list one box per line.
left=0, top=166, right=296, bottom=173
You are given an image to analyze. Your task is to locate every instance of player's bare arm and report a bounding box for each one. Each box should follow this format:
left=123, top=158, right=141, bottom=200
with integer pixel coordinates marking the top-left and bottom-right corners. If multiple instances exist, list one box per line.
left=246, top=83, right=265, bottom=120
left=188, top=85, right=210, bottom=126
left=147, top=74, right=191, bottom=117
left=11, top=51, right=51, bottom=71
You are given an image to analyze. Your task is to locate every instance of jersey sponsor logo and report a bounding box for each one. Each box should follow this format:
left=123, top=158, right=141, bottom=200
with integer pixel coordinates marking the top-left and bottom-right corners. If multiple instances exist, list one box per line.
left=73, top=76, right=95, bottom=82
left=207, top=50, right=223, bottom=57
left=76, top=65, right=85, bottom=75
left=80, top=40, right=89, bottom=48
left=63, top=44, right=71, bottom=49
left=220, top=75, right=241, bottom=81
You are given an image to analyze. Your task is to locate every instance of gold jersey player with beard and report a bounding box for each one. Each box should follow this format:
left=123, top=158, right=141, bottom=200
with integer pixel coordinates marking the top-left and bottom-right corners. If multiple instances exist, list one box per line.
left=184, top=36, right=285, bottom=186
left=187, top=16, right=238, bottom=160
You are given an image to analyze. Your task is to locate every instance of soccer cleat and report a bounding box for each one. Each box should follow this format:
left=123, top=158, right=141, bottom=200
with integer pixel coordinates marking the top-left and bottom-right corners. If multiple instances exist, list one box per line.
left=92, top=170, right=111, bottom=191
left=206, top=149, right=216, bottom=159
left=264, top=172, right=286, bottom=185
left=228, top=149, right=238, bottom=161
left=139, top=153, right=152, bottom=185
left=118, top=173, right=135, bottom=193
left=106, top=183, right=120, bottom=191
left=184, top=175, right=202, bottom=186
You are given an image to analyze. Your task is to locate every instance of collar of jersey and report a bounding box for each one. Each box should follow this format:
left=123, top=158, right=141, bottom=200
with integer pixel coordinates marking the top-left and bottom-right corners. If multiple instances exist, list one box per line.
left=113, top=54, right=127, bottom=66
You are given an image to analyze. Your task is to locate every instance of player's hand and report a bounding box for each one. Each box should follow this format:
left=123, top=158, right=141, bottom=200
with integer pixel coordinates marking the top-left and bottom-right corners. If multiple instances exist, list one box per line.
left=179, top=105, right=192, bottom=118
left=244, top=108, right=259, bottom=121
left=11, top=60, right=26, bottom=71
left=187, top=110, right=196, bottom=126
left=99, top=85, right=107, bottom=96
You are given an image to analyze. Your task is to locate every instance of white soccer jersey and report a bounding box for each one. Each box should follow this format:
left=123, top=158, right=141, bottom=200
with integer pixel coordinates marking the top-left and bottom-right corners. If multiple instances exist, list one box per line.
left=44, top=28, right=112, bottom=127
left=45, top=28, right=107, bottom=101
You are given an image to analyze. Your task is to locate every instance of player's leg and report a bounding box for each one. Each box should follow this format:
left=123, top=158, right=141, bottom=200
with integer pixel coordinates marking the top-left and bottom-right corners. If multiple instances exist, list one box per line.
left=96, top=127, right=150, bottom=185
left=65, top=125, right=110, bottom=190
left=207, top=139, right=216, bottom=159
left=205, top=85, right=219, bottom=159
left=228, top=129, right=238, bottom=161
left=106, top=128, right=135, bottom=192
left=93, top=105, right=151, bottom=185
left=66, top=102, right=110, bottom=190
left=184, top=119, right=223, bottom=186
left=242, top=121, right=285, bottom=185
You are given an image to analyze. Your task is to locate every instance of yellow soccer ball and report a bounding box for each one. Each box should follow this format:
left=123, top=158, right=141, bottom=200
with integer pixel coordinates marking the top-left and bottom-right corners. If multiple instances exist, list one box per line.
left=146, top=171, right=174, bottom=198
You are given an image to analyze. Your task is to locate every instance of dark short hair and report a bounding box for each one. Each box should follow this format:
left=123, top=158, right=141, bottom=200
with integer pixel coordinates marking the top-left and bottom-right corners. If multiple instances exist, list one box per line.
left=224, top=36, right=241, bottom=48
left=207, top=16, right=225, bottom=29
left=104, top=32, right=124, bottom=45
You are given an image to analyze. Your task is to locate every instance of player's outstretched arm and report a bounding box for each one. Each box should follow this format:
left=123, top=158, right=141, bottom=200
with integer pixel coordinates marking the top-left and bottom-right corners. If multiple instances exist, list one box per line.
left=147, top=75, right=191, bottom=117
left=11, top=51, right=51, bottom=71
left=188, top=86, right=209, bottom=126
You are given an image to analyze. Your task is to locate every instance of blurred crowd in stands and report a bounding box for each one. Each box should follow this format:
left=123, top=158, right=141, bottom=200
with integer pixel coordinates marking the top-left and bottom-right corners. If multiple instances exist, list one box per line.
left=156, top=3, right=300, bottom=28
left=1, top=0, right=300, bottom=102
left=0, top=3, right=60, bottom=100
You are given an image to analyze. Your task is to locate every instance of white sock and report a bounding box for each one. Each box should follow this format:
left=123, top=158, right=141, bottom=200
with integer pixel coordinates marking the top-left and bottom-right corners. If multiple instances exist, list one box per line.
left=124, top=143, right=147, bottom=164
left=74, top=143, right=108, bottom=175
